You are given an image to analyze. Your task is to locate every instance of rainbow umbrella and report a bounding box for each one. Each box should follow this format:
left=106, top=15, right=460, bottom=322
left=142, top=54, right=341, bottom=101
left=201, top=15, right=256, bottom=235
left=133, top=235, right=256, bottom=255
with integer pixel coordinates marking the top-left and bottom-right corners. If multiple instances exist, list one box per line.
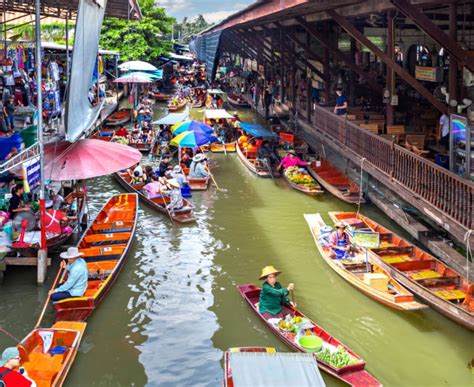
left=172, top=120, right=214, bottom=135
left=171, top=131, right=217, bottom=148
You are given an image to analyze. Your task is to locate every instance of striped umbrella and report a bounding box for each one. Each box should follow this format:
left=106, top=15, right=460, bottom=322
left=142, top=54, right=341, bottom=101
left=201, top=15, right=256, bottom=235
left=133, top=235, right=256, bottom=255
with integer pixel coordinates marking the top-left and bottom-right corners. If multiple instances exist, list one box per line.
left=171, top=131, right=217, bottom=148
left=172, top=120, right=213, bottom=135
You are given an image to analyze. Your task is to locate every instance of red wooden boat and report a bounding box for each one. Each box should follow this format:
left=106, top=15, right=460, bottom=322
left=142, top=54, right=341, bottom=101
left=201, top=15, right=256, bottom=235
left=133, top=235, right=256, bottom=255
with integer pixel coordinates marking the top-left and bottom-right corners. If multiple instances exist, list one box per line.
left=304, top=157, right=364, bottom=204
left=19, top=321, right=86, bottom=387
left=53, top=193, right=138, bottom=321
left=105, top=108, right=131, bottom=126
left=237, top=284, right=381, bottom=386
left=154, top=92, right=172, bottom=102
left=224, top=347, right=325, bottom=387
left=236, top=142, right=280, bottom=178
left=329, top=211, right=474, bottom=330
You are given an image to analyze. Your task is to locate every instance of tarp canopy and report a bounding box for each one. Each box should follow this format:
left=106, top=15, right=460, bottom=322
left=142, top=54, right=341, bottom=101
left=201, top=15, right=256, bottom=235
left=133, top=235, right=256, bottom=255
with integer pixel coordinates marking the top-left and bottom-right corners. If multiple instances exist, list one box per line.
left=189, top=30, right=222, bottom=81
left=119, top=60, right=157, bottom=71
left=239, top=123, right=279, bottom=139
left=203, top=109, right=233, bottom=120
left=228, top=352, right=325, bottom=387
left=169, top=53, right=194, bottom=61
left=153, top=110, right=189, bottom=125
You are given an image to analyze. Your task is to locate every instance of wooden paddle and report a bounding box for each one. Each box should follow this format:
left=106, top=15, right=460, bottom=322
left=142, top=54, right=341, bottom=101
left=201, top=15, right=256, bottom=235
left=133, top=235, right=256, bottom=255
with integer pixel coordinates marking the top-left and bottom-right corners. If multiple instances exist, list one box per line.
left=158, top=183, right=174, bottom=222
left=35, top=265, right=63, bottom=329
left=290, top=289, right=296, bottom=307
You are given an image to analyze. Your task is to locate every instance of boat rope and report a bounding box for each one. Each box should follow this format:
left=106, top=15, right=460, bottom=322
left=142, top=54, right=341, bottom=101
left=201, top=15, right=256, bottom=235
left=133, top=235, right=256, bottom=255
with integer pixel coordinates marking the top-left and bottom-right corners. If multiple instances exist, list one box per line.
left=356, top=157, right=366, bottom=218
left=464, top=229, right=473, bottom=283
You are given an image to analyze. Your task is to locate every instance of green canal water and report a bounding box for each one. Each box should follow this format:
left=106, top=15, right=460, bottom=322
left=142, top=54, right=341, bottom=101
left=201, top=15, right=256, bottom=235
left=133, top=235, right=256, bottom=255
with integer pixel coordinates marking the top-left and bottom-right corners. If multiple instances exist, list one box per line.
left=0, top=106, right=472, bottom=386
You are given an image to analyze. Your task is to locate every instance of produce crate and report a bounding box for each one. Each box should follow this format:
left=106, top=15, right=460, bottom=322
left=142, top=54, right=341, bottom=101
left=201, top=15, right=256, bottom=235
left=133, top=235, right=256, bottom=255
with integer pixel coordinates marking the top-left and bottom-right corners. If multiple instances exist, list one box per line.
left=363, top=273, right=388, bottom=291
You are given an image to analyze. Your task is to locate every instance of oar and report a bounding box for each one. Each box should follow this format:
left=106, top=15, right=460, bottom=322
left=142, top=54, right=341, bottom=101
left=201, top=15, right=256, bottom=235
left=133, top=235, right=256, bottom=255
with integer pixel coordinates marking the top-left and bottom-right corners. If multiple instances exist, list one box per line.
left=35, top=265, right=63, bottom=329
left=290, top=289, right=296, bottom=307
left=263, top=157, right=277, bottom=185
left=158, top=183, right=174, bottom=222
left=0, top=326, right=20, bottom=343
left=207, top=169, right=224, bottom=191
left=220, top=138, right=228, bottom=156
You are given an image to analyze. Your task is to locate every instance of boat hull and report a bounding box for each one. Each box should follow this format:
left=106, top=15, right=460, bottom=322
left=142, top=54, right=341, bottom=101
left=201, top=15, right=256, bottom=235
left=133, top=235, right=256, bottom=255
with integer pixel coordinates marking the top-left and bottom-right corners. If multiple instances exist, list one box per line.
left=282, top=168, right=323, bottom=196
left=210, top=142, right=237, bottom=153
left=236, top=143, right=279, bottom=178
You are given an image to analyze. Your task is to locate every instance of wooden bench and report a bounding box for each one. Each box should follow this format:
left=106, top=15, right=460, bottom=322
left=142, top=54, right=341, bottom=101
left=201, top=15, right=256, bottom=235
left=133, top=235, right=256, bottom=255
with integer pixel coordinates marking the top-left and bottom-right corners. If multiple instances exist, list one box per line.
left=368, top=120, right=385, bottom=131
left=405, top=134, right=429, bottom=157
left=386, top=125, right=405, bottom=135
left=368, top=114, right=384, bottom=120
left=360, top=123, right=380, bottom=134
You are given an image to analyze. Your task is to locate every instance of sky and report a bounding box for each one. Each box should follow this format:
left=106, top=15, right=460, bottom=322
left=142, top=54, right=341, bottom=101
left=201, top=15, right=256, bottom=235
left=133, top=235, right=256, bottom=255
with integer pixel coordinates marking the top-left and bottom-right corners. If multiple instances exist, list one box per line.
left=156, top=0, right=254, bottom=24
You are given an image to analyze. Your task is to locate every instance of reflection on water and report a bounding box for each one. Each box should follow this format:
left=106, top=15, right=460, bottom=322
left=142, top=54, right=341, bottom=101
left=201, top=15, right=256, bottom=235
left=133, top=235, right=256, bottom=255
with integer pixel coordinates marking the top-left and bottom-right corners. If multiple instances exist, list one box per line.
left=0, top=106, right=472, bottom=386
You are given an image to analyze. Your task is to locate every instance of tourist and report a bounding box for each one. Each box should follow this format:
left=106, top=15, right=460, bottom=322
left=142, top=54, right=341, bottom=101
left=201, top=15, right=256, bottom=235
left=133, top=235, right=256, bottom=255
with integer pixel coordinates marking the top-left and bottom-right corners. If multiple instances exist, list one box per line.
left=144, top=165, right=155, bottom=184
left=189, top=154, right=209, bottom=178
left=0, top=102, right=9, bottom=133
left=438, top=113, right=450, bottom=150
left=328, top=222, right=352, bottom=259
left=8, top=185, right=29, bottom=218
left=277, top=150, right=309, bottom=171
left=256, top=141, right=277, bottom=165
left=44, top=207, right=68, bottom=236
left=258, top=265, right=295, bottom=319
left=157, top=157, right=171, bottom=177
left=115, top=126, right=128, bottom=137
left=170, top=165, right=188, bottom=188
left=4, top=147, right=18, bottom=159
left=4, top=96, right=16, bottom=131
left=166, top=179, right=184, bottom=211
left=143, top=175, right=164, bottom=199
left=0, top=347, right=36, bottom=386
left=49, top=190, right=64, bottom=210
left=49, top=247, right=88, bottom=302
left=334, top=88, right=348, bottom=116
left=263, top=81, right=273, bottom=119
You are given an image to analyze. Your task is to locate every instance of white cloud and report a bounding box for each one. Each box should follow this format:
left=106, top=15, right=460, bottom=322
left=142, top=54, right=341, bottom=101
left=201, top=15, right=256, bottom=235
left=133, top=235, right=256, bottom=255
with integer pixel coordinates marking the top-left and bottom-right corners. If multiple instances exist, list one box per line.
left=198, top=10, right=235, bottom=23
left=156, top=0, right=191, bottom=11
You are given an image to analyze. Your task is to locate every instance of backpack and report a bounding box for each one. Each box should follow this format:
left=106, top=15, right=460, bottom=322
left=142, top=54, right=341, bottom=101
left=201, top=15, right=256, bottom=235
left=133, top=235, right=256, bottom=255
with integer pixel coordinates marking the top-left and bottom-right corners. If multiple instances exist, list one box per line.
left=0, top=369, right=12, bottom=386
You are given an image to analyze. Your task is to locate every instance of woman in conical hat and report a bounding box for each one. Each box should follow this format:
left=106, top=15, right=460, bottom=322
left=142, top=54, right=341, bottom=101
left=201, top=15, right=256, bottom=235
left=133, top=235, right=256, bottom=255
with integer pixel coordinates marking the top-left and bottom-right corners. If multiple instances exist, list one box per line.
left=258, top=265, right=294, bottom=319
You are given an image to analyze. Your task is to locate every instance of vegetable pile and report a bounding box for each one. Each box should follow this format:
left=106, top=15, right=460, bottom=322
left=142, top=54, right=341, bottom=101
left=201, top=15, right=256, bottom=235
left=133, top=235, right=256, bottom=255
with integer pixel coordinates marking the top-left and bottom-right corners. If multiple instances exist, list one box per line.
left=315, top=345, right=359, bottom=368
left=285, top=167, right=318, bottom=187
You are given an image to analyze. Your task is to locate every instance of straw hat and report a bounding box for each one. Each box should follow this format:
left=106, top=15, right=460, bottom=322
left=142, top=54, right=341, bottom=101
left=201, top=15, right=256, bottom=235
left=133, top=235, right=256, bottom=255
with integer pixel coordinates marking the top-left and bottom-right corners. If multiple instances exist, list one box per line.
left=288, top=149, right=296, bottom=155
left=60, top=246, right=84, bottom=260
left=259, top=265, right=282, bottom=280
left=167, top=178, right=180, bottom=188
left=334, top=222, right=347, bottom=229
left=0, top=347, right=19, bottom=367
left=173, top=165, right=182, bottom=173
left=193, top=154, right=206, bottom=163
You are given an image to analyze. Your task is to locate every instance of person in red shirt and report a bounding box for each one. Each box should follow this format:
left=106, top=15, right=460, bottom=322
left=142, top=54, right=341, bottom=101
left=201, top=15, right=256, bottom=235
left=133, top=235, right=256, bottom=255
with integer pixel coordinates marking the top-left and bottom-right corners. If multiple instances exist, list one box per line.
left=44, top=208, right=68, bottom=235
left=0, top=347, right=36, bottom=386
left=115, top=127, right=128, bottom=137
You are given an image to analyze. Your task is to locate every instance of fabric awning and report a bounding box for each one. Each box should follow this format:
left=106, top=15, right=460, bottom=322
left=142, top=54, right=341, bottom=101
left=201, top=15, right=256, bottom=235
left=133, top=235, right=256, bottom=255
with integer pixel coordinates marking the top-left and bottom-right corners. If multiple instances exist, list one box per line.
left=203, top=109, right=233, bottom=120
left=239, top=123, right=279, bottom=139
left=154, top=109, right=189, bottom=125
left=229, top=352, right=325, bottom=387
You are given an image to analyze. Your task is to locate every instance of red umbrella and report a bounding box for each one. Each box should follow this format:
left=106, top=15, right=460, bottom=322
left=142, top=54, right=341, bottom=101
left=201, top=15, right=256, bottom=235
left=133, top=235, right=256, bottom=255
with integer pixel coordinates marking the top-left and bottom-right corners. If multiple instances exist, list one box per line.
left=44, top=139, right=141, bottom=181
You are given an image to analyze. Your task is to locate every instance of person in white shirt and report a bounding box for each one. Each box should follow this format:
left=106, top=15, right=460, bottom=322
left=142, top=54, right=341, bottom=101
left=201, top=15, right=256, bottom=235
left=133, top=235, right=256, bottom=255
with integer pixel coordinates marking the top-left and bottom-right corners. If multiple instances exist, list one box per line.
left=438, top=114, right=450, bottom=149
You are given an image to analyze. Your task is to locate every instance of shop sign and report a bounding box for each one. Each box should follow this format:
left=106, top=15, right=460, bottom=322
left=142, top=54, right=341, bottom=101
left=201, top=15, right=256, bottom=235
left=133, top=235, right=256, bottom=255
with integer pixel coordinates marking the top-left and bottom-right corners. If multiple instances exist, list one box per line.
left=352, top=230, right=380, bottom=248
left=415, top=66, right=443, bottom=82
left=22, top=156, right=40, bottom=193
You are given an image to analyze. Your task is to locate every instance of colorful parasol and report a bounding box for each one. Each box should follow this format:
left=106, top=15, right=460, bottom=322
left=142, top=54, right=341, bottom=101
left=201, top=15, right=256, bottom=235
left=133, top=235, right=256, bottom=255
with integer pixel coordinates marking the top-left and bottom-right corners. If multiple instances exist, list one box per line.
left=44, top=139, right=141, bottom=181
left=118, top=60, right=157, bottom=71
left=114, top=73, right=153, bottom=84
left=172, top=120, right=213, bottom=135
left=170, top=131, right=217, bottom=148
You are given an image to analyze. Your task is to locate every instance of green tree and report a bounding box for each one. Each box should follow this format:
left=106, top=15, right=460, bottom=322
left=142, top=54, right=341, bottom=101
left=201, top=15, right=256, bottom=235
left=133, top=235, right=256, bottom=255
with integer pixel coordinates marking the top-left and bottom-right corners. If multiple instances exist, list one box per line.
left=99, top=0, right=174, bottom=61
left=174, top=14, right=214, bottom=43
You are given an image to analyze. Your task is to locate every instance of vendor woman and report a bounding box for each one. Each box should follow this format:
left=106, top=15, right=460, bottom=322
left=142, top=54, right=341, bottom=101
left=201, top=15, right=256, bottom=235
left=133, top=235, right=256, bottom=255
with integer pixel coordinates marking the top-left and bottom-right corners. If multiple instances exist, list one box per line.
left=8, top=185, right=30, bottom=218
left=328, top=222, right=352, bottom=259
left=258, top=265, right=295, bottom=319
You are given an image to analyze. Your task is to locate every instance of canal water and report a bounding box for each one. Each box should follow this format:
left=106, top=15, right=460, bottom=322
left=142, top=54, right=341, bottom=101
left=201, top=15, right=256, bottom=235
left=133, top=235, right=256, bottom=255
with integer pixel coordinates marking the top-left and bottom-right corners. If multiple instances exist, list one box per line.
left=0, top=106, right=472, bottom=386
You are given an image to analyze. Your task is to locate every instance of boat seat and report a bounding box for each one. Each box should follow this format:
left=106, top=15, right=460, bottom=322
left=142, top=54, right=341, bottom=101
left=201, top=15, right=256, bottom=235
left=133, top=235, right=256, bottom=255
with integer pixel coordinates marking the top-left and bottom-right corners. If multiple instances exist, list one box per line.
left=433, top=289, right=466, bottom=301
left=27, top=369, right=59, bottom=385
left=408, top=270, right=441, bottom=281
left=83, top=232, right=131, bottom=246
left=87, top=260, right=118, bottom=278
left=91, top=221, right=134, bottom=233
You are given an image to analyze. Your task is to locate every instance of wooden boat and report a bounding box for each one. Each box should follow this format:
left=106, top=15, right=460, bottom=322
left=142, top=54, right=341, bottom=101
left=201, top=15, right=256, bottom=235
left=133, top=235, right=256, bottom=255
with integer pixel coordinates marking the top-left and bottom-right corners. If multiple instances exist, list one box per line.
left=328, top=211, right=474, bottom=330
left=192, top=99, right=204, bottom=108
left=105, top=108, right=131, bottom=126
left=237, top=284, right=381, bottom=386
left=19, top=321, right=87, bottom=387
left=210, top=142, right=236, bottom=153
left=13, top=190, right=87, bottom=257
left=114, top=172, right=196, bottom=223
left=227, top=93, right=250, bottom=108
left=304, top=157, right=364, bottom=204
left=304, top=213, right=427, bottom=311
left=236, top=142, right=280, bottom=178
left=182, top=167, right=210, bottom=191
left=168, top=100, right=187, bottom=112
left=281, top=167, right=323, bottom=196
left=154, top=92, right=172, bottom=102
left=53, top=193, right=138, bottom=321
left=224, top=347, right=325, bottom=387
left=129, top=142, right=151, bottom=153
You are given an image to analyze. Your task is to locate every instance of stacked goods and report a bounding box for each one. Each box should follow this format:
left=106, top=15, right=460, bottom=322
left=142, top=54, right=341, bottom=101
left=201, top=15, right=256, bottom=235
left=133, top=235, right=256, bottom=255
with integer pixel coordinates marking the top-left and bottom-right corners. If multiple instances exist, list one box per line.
left=315, top=346, right=360, bottom=368
left=285, top=167, right=318, bottom=187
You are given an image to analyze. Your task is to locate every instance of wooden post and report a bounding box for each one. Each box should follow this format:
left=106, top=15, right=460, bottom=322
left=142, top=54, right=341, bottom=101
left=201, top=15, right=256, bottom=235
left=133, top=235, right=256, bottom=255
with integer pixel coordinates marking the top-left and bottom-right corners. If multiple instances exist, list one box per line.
left=324, top=25, right=331, bottom=104
left=349, top=37, right=356, bottom=107
left=306, top=31, right=312, bottom=123
left=386, top=11, right=395, bottom=127
left=449, top=1, right=458, bottom=103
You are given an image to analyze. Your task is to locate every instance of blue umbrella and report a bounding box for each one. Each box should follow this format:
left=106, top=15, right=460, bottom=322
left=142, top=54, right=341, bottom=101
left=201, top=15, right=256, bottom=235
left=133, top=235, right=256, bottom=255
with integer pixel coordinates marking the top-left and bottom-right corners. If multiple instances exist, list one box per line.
left=172, top=120, right=213, bottom=135
left=171, top=131, right=217, bottom=148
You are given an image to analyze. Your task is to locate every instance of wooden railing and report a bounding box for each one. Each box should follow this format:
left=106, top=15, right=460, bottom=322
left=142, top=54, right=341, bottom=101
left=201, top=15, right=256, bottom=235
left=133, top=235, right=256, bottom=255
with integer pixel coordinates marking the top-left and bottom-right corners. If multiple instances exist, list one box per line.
left=301, top=105, right=474, bottom=231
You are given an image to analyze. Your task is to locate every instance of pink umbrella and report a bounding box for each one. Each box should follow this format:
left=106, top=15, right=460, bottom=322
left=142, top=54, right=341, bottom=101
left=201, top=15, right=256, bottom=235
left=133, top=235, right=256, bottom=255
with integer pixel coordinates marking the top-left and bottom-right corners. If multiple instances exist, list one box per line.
left=113, top=73, right=152, bottom=83
left=44, top=139, right=141, bottom=181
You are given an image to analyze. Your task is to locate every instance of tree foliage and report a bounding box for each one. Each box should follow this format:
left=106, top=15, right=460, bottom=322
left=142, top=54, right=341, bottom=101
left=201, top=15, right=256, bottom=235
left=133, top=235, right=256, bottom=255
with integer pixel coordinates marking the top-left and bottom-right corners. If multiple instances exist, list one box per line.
left=99, top=0, right=174, bottom=61
left=174, top=15, right=214, bottom=43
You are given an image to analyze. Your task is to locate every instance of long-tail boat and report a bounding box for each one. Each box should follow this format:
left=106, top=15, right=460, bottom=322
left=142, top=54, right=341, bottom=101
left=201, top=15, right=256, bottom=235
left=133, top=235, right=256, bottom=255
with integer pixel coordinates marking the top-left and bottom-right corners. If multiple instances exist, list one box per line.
left=237, top=284, right=381, bottom=386
left=114, top=172, right=196, bottom=223
left=129, top=142, right=152, bottom=153
left=224, top=347, right=325, bottom=387
left=168, top=100, right=187, bottom=112
left=227, top=93, right=250, bottom=108
left=105, top=108, right=131, bottom=126
left=304, top=157, right=364, bottom=204
left=236, top=142, right=280, bottom=178
left=304, top=213, right=426, bottom=311
left=281, top=166, right=323, bottom=196
left=154, top=92, right=172, bottom=102
left=209, top=142, right=237, bottom=153
left=329, top=211, right=474, bottom=330
left=19, top=321, right=86, bottom=387
left=53, top=194, right=138, bottom=321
